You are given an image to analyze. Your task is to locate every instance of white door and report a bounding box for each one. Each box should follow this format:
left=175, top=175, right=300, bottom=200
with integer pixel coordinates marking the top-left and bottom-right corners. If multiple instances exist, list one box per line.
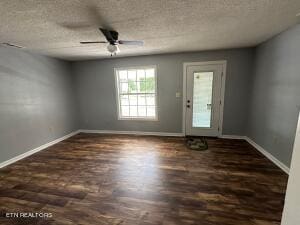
left=184, top=63, right=224, bottom=136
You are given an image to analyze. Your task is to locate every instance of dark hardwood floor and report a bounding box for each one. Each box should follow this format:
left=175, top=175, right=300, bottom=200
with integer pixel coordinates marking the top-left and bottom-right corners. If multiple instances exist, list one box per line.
left=0, top=133, right=288, bottom=225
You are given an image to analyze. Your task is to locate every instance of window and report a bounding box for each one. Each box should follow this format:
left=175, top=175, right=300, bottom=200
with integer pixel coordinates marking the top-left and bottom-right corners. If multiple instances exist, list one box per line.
left=115, top=66, right=157, bottom=120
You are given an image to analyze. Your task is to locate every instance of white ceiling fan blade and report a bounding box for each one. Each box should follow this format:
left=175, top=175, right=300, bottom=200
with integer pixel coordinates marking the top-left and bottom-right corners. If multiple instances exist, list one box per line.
left=118, top=40, right=144, bottom=46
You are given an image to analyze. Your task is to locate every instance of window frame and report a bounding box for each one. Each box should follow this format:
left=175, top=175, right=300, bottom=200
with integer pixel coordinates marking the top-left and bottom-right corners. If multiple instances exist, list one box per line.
left=114, top=65, right=158, bottom=121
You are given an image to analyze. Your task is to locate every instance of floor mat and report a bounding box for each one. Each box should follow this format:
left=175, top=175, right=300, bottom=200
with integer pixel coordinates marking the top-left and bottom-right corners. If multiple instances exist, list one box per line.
left=186, top=137, right=208, bottom=151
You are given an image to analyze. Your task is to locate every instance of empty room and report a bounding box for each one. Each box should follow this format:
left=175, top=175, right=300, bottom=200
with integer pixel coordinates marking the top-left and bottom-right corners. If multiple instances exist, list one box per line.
left=1, top=0, right=300, bottom=224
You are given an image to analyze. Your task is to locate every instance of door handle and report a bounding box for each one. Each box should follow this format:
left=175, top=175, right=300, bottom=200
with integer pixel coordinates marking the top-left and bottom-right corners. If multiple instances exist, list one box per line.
left=187, top=105, right=190, bottom=108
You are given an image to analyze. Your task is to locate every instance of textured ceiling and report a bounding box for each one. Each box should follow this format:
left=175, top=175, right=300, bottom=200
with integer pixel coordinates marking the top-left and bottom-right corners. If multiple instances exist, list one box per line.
left=0, top=0, right=300, bottom=61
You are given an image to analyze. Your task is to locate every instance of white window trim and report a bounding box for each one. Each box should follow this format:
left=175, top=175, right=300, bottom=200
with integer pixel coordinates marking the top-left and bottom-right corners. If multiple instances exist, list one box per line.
left=114, top=65, right=158, bottom=121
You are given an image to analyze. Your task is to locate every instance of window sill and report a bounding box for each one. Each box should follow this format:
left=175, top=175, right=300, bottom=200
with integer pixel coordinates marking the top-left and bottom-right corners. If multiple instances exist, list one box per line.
left=118, top=117, right=158, bottom=121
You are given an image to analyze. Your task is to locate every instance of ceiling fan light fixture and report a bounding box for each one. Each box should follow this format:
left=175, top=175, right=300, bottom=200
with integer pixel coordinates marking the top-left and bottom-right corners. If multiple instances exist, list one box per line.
left=107, top=44, right=119, bottom=54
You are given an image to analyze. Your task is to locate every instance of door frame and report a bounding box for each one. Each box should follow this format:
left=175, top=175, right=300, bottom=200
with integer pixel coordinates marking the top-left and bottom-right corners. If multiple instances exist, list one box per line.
left=182, top=60, right=227, bottom=137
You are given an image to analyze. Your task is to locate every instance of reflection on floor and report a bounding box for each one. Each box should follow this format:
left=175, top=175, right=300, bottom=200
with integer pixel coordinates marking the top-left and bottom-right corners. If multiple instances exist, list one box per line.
left=0, top=133, right=288, bottom=225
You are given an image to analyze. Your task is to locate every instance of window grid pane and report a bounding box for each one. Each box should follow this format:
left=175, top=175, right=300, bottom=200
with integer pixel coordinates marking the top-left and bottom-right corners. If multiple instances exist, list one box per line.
left=117, top=68, right=156, bottom=119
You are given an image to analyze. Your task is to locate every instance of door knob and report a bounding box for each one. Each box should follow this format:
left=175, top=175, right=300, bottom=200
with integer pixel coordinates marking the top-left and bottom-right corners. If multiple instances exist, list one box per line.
left=187, top=105, right=190, bottom=108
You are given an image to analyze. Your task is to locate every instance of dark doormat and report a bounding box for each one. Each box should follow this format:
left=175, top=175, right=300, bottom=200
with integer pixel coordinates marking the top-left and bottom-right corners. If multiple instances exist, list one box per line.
left=186, top=137, right=208, bottom=151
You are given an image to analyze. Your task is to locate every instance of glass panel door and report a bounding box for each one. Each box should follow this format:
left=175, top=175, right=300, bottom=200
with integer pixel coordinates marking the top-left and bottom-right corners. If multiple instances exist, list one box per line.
left=185, top=63, right=223, bottom=137
left=192, top=72, right=213, bottom=128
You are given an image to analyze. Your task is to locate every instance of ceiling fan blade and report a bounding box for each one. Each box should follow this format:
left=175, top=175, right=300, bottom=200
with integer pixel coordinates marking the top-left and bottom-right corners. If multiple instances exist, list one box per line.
left=99, top=28, right=118, bottom=43
left=118, top=40, right=144, bottom=46
left=80, top=41, right=107, bottom=44
left=86, top=6, right=112, bottom=30
left=56, top=4, right=112, bottom=31
left=57, top=22, right=94, bottom=30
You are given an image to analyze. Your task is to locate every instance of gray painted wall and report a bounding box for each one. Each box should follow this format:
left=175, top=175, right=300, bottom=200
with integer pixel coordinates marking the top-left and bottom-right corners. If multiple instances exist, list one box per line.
left=0, top=47, right=78, bottom=163
left=72, top=48, right=254, bottom=134
left=1, top=23, right=298, bottom=169
left=247, top=24, right=300, bottom=167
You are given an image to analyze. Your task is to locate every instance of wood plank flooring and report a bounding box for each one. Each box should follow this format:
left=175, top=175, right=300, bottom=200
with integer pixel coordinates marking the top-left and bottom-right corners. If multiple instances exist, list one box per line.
left=0, top=133, right=288, bottom=225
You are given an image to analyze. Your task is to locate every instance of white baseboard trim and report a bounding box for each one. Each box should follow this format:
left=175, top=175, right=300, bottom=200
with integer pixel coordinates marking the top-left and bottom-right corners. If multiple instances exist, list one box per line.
left=220, top=134, right=289, bottom=174
left=220, top=135, right=246, bottom=140
left=0, top=130, right=80, bottom=169
left=244, top=137, right=290, bottom=174
left=79, top=129, right=184, bottom=137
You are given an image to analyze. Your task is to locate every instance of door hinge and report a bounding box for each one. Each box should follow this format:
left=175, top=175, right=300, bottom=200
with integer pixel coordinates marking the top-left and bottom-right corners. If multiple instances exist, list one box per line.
left=218, top=127, right=220, bottom=131
left=221, top=72, right=224, bottom=77
left=220, top=100, right=222, bottom=105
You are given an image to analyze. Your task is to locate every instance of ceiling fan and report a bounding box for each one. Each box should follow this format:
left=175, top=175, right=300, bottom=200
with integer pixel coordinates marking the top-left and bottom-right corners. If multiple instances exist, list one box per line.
left=80, top=28, right=144, bottom=56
